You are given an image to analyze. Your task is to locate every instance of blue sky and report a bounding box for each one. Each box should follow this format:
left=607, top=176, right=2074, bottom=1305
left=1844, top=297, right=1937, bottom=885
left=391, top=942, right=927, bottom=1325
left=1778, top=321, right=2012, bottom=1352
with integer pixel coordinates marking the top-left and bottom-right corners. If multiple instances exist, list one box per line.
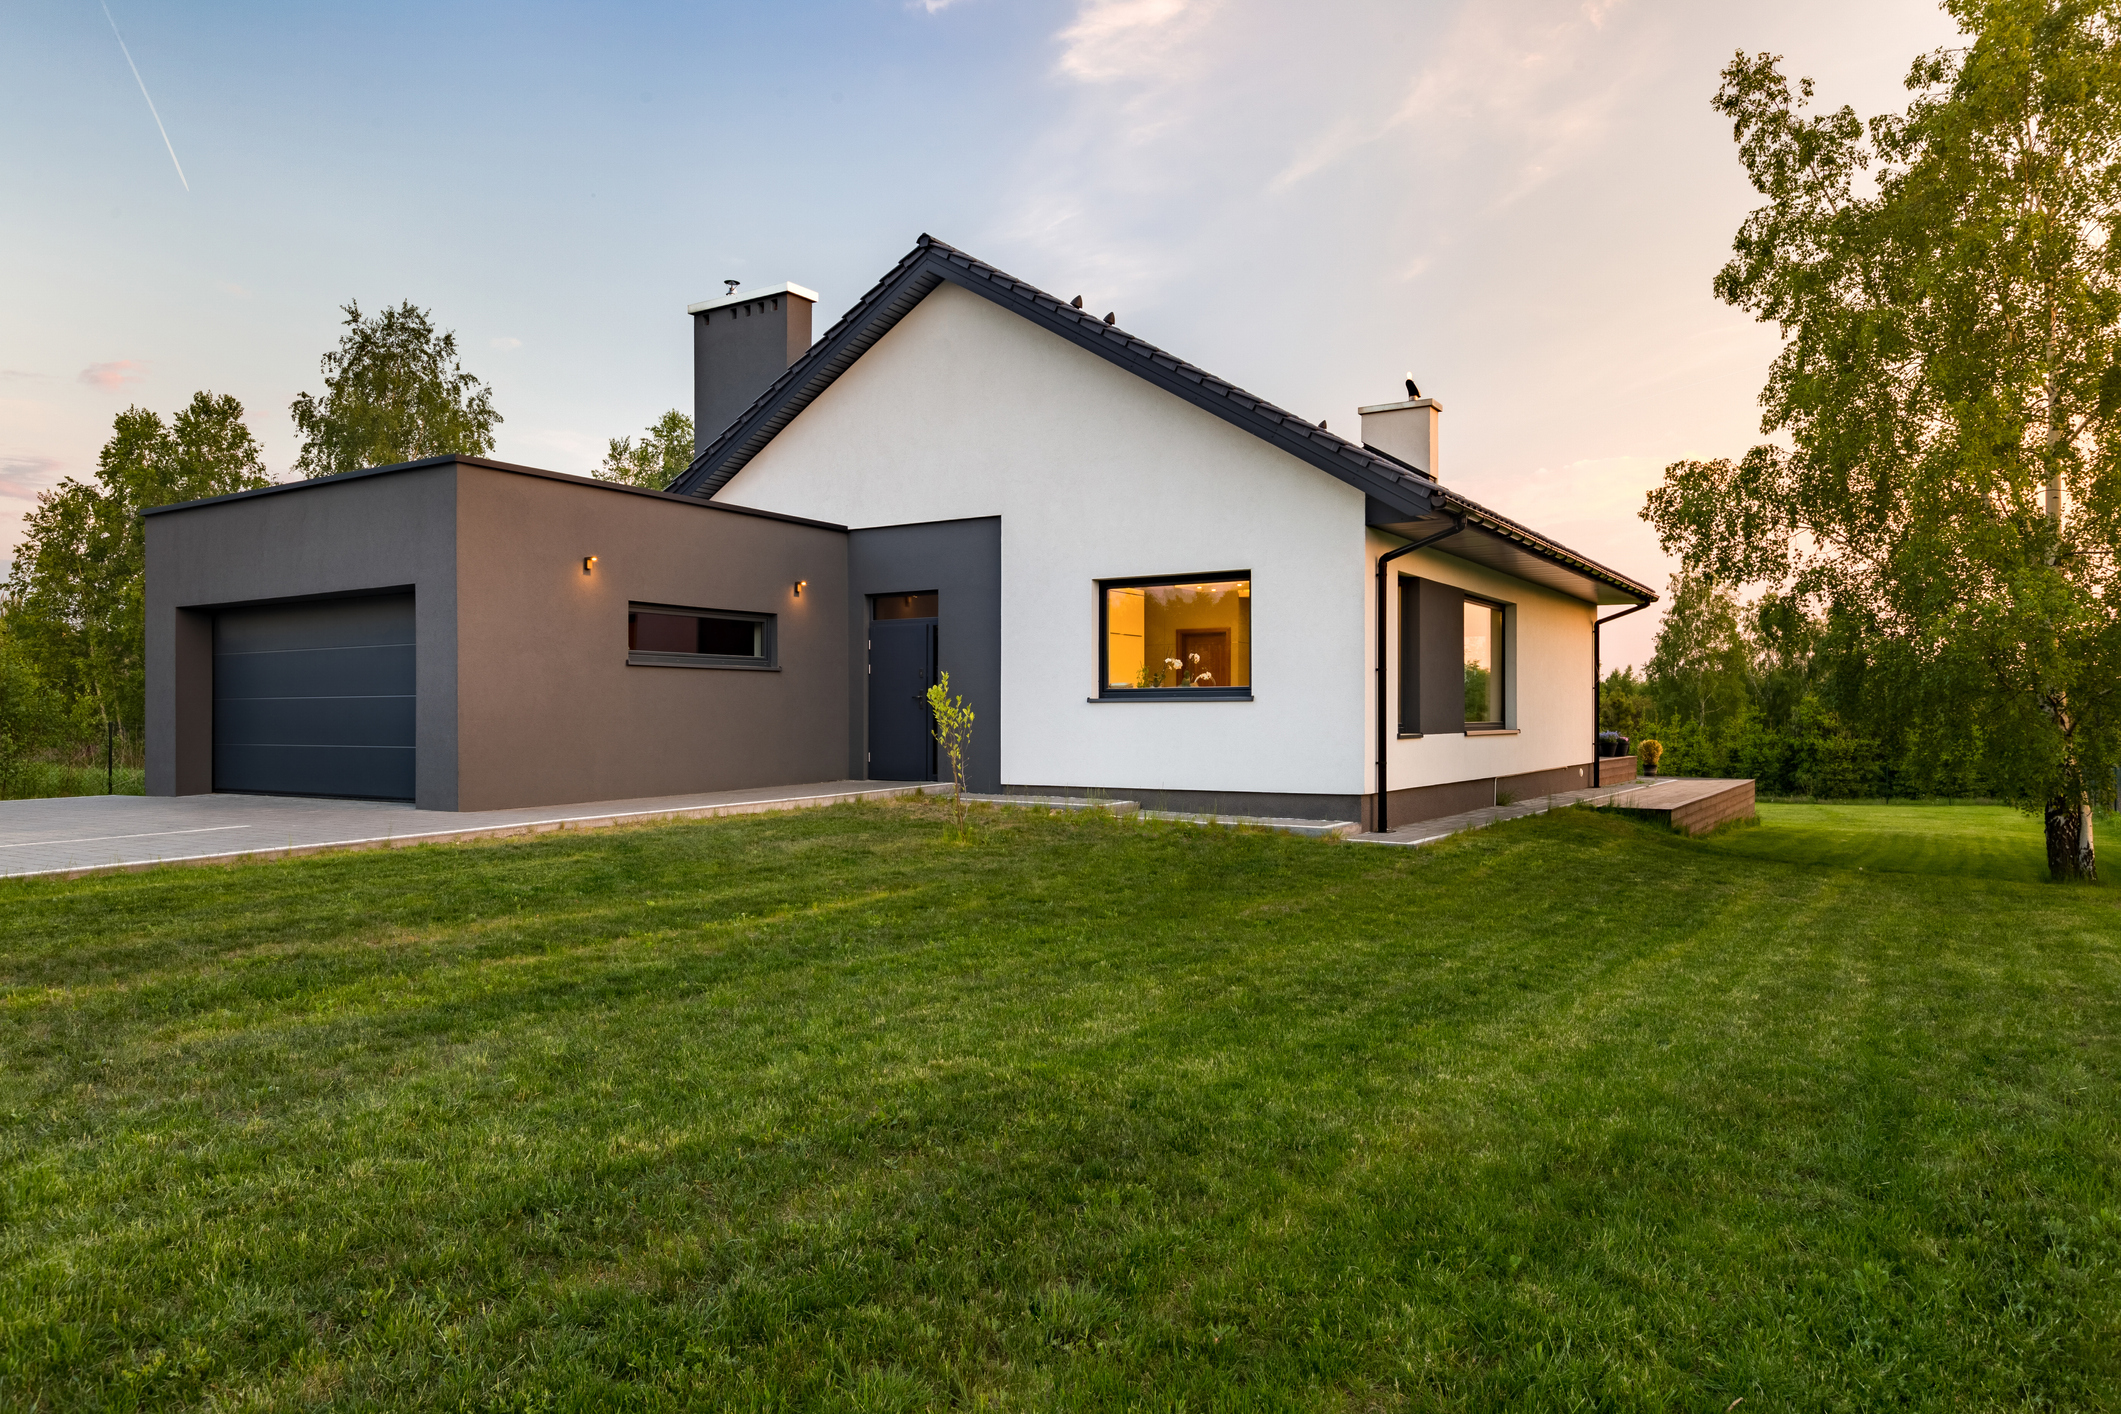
left=2, top=0, right=1963, bottom=666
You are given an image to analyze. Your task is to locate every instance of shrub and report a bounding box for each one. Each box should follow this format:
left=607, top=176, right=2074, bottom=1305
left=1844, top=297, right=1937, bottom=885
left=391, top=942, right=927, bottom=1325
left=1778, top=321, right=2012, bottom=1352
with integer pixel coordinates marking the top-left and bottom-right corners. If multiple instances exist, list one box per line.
left=1639, top=739, right=1664, bottom=774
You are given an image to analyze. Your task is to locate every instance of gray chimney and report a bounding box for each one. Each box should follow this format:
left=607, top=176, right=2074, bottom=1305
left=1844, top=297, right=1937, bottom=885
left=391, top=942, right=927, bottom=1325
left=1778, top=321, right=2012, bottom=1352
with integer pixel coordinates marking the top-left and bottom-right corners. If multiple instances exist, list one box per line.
left=1357, top=395, right=1442, bottom=480
left=687, top=283, right=818, bottom=455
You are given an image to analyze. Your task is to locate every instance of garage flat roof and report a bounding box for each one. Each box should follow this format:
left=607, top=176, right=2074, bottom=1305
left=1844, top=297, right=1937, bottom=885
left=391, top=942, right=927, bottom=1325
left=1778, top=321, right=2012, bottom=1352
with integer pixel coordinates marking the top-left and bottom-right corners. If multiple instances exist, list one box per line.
left=140, top=454, right=850, bottom=533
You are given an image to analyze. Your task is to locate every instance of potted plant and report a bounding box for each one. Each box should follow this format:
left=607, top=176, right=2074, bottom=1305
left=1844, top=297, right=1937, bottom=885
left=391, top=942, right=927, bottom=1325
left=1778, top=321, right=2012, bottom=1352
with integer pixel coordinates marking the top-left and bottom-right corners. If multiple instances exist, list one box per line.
left=1639, top=738, right=1664, bottom=777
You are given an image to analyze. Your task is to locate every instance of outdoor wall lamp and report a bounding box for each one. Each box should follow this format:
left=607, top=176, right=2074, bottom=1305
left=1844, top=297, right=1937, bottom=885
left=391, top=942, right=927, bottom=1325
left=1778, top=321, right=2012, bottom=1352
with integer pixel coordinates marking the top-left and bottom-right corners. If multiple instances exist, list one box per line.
left=793, top=579, right=807, bottom=597
left=582, top=556, right=597, bottom=575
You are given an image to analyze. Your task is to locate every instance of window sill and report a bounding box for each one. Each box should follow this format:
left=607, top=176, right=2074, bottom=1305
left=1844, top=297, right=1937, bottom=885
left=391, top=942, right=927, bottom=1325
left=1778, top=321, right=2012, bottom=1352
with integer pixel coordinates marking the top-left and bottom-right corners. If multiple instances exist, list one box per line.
left=1465, top=727, right=1519, bottom=736
left=1088, top=690, right=1253, bottom=703
left=628, top=652, right=780, bottom=671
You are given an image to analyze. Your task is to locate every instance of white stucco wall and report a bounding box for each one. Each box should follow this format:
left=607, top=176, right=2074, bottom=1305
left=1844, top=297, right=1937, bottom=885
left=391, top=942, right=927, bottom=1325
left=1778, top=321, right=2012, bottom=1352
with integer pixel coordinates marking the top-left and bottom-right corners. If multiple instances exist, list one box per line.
left=1366, top=530, right=1596, bottom=792
left=717, top=281, right=1372, bottom=797
left=717, top=280, right=1597, bottom=801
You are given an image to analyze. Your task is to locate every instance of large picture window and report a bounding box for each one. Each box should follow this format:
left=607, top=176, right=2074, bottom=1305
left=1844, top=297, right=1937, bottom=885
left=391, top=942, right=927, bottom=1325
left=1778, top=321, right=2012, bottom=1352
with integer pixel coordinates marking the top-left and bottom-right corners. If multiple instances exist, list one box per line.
left=1098, top=574, right=1252, bottom=698
left=627, top=604, right=777, bottom=670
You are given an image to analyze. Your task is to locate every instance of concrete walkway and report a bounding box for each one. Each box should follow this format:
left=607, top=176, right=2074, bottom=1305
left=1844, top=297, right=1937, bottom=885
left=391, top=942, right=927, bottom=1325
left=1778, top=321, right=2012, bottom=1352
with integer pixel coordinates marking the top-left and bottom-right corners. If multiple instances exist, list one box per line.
left=1349, top=781, right=1652, bottom=847
left=0, top=780, right=946, bottom=882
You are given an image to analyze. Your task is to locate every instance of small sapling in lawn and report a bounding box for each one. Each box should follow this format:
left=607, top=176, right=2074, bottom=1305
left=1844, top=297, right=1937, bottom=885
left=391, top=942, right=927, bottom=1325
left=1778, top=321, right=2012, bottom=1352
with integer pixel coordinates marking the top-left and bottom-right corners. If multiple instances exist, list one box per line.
left=926, top=670, right=975, bottom=838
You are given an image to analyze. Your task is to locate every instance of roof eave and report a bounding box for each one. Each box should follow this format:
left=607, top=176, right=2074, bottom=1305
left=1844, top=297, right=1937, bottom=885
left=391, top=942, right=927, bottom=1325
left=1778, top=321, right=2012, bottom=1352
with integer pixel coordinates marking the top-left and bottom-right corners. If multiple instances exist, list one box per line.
left=1373, top=488, right=1657, bottom=607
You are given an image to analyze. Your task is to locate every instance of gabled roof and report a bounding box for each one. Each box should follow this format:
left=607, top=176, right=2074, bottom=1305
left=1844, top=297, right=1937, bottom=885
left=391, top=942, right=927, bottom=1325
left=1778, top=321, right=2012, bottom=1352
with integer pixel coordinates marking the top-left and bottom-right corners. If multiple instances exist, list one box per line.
left=669, top=234, right=1654, bottom=606
left=668, top=234, right=1437, bottom=521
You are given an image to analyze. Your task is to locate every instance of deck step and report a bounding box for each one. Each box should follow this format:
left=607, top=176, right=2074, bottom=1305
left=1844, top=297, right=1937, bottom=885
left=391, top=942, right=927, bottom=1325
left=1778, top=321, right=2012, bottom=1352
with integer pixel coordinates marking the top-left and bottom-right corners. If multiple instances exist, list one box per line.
left=1594, top=777, right=1756, bottom=836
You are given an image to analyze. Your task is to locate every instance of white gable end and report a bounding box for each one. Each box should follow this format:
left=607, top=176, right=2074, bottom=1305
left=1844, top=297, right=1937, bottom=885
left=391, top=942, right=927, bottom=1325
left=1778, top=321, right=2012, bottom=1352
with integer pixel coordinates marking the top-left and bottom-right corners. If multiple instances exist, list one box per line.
left=716, top=281, right=1361, bottom=533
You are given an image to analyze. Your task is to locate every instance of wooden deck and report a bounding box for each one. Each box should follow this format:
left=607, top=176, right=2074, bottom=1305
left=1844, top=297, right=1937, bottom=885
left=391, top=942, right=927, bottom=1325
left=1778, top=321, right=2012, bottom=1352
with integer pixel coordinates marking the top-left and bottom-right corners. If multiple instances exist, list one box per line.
left=1594, top=777, right=1755, bottom=836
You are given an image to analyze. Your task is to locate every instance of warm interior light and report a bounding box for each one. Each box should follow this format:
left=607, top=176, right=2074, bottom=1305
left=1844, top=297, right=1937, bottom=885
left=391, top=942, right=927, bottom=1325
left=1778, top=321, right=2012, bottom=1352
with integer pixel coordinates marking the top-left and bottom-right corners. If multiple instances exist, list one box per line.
left=794, top=579, right=808, bottom=597
left=583, top=556, right=597, bottom=574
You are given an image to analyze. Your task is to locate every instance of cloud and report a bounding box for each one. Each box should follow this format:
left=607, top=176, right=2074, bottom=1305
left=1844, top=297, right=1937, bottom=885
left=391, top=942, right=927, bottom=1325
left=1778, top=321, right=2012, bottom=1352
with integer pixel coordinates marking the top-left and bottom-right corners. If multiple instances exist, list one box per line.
left=79, top=360, right=148, bottom=390
left=0, top=454, right=64, bottom=501
left=911, top=0, right=968, bottom=11
left=1055, top=0, right=1223, bottom=84
left=216, top=281, right=252, bottom=298
left=1, top=369, right=52, bottom=381
left=489, top=336, right=523, bottom=350
left=1269, top=0, right=1644, bottom=199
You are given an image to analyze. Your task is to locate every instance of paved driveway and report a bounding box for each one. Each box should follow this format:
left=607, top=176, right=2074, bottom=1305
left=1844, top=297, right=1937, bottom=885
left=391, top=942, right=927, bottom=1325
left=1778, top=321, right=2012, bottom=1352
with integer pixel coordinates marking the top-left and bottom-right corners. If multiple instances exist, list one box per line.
left=0, top=781, right=940, bottom=881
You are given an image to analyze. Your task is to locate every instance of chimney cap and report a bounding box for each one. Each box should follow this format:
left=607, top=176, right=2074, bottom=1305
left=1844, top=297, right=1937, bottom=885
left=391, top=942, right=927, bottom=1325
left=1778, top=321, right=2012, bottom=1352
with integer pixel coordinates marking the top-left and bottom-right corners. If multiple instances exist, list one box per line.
left=1356, top=396, right=1441, bottom=415
left=686, top=282, right=821, bottom=316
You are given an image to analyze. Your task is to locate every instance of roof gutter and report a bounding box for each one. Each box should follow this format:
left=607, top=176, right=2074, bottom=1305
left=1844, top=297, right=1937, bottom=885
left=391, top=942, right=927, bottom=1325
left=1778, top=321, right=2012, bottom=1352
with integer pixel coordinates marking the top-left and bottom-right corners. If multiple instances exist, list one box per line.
left=1374, top=515, right=1465, bottom=834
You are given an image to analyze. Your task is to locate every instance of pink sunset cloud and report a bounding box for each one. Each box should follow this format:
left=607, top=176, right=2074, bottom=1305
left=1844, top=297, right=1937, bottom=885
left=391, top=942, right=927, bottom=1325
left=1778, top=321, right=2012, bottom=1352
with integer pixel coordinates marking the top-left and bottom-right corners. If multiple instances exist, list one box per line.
left=0, top=454, right=63, bottom=502
left=78, top=360, right=148, bottom=390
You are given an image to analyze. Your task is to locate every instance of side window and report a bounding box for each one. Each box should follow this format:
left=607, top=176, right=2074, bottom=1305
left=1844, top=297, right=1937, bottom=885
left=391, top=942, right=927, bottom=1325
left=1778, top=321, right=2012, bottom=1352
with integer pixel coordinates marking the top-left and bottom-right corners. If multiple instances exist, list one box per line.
left=1399, top=578, right=1508, bottom=733
left=1097, top=574, right=1252, bottom=698
left=627, top=604, right=777, bottom=669
left=1463, top=597, right=1505, bottom=728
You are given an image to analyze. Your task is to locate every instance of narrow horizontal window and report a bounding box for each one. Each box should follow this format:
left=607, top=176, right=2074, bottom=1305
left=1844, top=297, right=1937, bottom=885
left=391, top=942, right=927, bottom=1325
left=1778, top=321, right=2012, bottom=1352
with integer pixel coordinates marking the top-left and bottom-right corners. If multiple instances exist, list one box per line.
left=1099, top=573, right=1252, bottom=699
left=627, top=604, right=776, bottom=670
left=873, top=591, right=938, bottom=620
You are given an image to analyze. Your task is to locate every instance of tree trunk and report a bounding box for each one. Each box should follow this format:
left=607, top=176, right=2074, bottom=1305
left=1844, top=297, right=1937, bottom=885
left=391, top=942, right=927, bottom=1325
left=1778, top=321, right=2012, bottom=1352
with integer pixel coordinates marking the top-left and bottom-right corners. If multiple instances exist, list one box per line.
left=2045, top=792, right=2097, bottom=882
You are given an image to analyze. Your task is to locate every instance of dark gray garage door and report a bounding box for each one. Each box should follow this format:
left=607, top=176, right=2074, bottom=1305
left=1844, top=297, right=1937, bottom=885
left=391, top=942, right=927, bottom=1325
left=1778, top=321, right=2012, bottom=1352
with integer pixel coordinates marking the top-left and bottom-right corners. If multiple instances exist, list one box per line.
left=213, top=595, right=416, bottom=800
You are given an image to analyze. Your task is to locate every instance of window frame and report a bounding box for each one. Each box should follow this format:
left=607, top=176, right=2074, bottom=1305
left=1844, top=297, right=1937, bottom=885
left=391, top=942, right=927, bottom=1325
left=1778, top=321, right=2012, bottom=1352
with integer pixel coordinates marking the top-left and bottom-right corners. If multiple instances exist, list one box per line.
left=626, top=602, right=779, bottom=671
left=1094, top=570, right=1255, bottom=701
left=1461, top=593, right=1507, bottom=730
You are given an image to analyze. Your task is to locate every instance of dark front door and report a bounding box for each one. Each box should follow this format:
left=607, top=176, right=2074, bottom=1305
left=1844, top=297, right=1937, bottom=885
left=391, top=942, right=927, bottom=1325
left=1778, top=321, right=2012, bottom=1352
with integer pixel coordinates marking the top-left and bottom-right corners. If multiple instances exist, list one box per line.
left=868, top=618, right=937, bottom=781
left=213, top=595, right=416, bottom=800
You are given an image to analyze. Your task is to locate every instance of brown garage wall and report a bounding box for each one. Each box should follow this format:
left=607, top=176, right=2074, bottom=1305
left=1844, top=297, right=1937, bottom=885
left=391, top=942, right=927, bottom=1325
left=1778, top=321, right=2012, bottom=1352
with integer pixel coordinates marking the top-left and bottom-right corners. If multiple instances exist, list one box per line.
left=144, top=463, right=460, bottom=806
left=452, top=464, right=850, bottom=810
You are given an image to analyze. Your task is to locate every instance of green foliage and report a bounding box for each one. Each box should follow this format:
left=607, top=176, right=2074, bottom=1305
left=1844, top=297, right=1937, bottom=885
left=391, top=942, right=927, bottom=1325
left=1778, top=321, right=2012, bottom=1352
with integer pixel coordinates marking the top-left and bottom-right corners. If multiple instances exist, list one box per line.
left=593, top=409, right=694, bottom=488
left=1646, top=705, right=1896, bottom=797
left=290, top=301, right=500, bottom=478
left=3, top=802, right=2118, bottom=1406
left=1462, top=660, right=1491, bottom=720
left=925, top=669, right=976, bottom=834
left=1599, top=666, right=1652, bottom=739
left=0, top=619, right=60, bottom=798
left=3, top=393, right=268, bottom=739
left=1645, top=571, right=1750, bottom=730
left=1647, top=10, right=2121, bottom=876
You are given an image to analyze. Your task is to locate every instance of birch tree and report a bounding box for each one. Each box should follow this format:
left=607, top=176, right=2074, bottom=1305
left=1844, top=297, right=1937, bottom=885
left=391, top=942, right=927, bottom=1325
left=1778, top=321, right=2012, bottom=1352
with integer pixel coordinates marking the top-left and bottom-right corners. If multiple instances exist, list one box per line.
left=1646, top=1, right=2121, bottom=879
left=290, top=302, right=500, bottom=477
left=594, top=410, right=694, bottom=488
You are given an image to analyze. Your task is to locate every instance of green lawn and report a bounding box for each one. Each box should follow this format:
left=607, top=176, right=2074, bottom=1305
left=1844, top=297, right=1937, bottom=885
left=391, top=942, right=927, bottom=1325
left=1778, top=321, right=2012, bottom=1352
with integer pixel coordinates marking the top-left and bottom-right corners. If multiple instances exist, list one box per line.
left=1706, top=800, right=2057, bottom=883
left=2, top=799, right=2118, bottom=1409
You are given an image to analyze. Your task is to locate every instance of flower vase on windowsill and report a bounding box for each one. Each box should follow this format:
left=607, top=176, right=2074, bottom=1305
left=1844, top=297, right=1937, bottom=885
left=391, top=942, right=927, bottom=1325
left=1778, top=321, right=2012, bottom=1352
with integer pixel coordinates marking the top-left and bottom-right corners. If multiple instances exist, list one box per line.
left=1166, top=652, right=1214, bottom=687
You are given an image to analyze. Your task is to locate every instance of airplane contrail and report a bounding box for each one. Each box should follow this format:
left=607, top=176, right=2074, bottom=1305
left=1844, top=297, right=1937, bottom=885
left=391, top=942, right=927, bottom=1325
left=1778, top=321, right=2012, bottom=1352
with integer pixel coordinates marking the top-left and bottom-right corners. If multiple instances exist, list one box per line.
left=99, top=0, right=188, bottom=191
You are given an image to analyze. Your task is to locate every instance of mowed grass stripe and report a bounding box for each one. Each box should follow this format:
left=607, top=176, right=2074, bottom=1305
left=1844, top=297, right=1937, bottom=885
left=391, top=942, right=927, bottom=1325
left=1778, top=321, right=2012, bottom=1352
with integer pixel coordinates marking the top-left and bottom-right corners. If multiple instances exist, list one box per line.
left=1, top=798, right=2117, bottom=1409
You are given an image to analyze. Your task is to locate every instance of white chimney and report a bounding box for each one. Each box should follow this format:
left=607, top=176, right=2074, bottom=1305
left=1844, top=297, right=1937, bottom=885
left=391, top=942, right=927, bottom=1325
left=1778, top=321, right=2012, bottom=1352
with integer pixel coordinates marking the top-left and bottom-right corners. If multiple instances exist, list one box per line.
left=1357, top=396, right=1441, bottom=480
